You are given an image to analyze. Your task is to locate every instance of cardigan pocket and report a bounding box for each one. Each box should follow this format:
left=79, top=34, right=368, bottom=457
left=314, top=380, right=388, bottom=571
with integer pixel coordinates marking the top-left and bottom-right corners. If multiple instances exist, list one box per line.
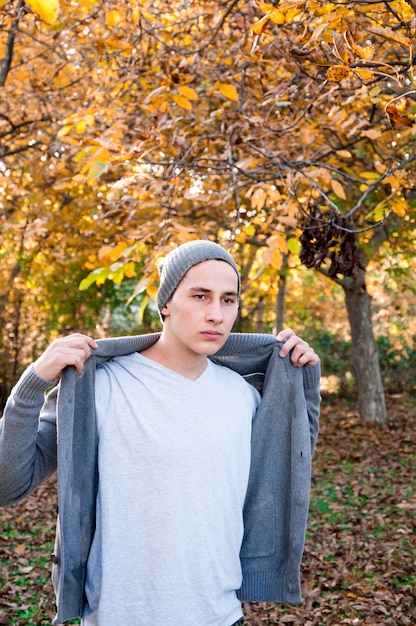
left=240, top=493, right=276, bottom=557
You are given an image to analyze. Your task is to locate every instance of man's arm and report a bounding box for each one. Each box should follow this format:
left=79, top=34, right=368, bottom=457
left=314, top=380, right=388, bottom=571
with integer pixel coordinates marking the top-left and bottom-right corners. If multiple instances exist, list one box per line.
left=275, top=328, right=319, bottom=367
left=0, top=334, right=97, bottom=506
left=0, top=366, right=58, bottom=505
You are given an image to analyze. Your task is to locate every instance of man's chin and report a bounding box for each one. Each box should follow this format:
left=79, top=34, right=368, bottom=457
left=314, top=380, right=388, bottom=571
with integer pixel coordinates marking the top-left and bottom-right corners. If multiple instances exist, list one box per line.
left=201, top=339, right=229, bottom=355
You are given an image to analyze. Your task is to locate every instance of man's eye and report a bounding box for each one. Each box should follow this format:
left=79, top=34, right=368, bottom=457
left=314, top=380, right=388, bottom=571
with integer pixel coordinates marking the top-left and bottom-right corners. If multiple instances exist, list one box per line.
left=223, top=298, right=236, bottom=304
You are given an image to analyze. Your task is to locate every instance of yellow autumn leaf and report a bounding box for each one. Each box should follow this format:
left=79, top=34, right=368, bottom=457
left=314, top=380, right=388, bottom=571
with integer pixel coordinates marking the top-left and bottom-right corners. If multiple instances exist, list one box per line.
left=75, top=120, right=87, bottom=134
left=159, top=99, right=170, bottom=113
left=256, top=1, right=277, bottom=11
left=354, top=68, right=374, bottom=82
left=270, top=10, right=285, bottom=25
left=235, top=232, right=247, bottom=244
left=178, top=85, right=199, bottom=101
left=326, top=65, right=351, bottom=82
left=382, top=175, right=400, bottom=188
left=147, top=284, right=158, bottom=301
left=374, top=162, right=386, bottom=174
left=346, top=35, right=375, bottom=61
left=105, top=10, right=121, bottom=27
left=57, top=124, right=73, bottom=138
left=98, top=242, right=127, bottom=263
left=391, top=197, right=408, bottom=217
left=336, top=150, right=353, bottom=159
left=25, top=0, right=59, bottom=24
left=105, top=38, right=131, bottom=51
left=124, top=262, right=137, bottom=279
left=270, top=251, right=283, bottom=271
left=331, top=179, right=347, bottom=200
left=142, top=11, right=155, bottom=23
left=219, top=83, right=238, bottom=102
left=361, top=171, right=380, bottom=180
left=90, top=147, right=112, bottom=163
left=172, top=94, right=193, bottom=111
left=285, top=6, right=303, bottom=23
left=252, top=14, right=270, bottom=35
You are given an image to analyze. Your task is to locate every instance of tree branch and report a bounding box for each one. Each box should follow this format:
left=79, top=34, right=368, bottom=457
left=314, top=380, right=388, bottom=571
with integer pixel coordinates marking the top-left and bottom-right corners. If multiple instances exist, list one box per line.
left=0, top=0, right=24, bottom=87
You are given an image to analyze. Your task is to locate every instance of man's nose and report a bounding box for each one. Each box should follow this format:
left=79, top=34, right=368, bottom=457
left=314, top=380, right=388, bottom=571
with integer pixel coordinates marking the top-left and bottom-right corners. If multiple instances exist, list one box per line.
left=206, top=299, right=223, bottom=322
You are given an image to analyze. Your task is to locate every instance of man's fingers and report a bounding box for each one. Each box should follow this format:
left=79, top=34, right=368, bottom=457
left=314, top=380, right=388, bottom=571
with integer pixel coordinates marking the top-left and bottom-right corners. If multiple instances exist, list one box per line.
left=290, top=343, right=319, bottom=367
left=33, top=334, right=98, bottom=381
left=275, top=328, right=295, bottom=342
left=278, top=334, right=302, bottom=356
left=277, top=334, right=319, bottom=366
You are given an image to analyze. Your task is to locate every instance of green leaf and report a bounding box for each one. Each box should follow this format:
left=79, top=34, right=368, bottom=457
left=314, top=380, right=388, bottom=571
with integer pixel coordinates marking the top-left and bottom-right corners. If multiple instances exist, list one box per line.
left=287, top=237, right=300, bottom=254
left=89, top=161, right=109, bottom=179
left=79, top=267, right=110, bottom=290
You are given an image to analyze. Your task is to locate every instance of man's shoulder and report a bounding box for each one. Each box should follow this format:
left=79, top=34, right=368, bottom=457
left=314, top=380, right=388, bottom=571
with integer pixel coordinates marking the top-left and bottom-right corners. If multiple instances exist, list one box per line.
left=94, top=333, right=160, bottom=359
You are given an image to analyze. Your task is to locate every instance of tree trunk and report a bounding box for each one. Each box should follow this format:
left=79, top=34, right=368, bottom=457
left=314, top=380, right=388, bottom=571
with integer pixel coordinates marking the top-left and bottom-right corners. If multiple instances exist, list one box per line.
left=273, top=254, right=288, bottom=334
left=255, top=297, right=265, bottom=333
left=342, top=267, right=388, bottom=424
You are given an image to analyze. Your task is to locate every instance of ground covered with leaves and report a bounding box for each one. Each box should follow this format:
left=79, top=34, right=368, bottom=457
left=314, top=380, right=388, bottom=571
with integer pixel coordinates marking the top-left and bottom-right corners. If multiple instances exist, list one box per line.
left=1, top=394, right=415, bottom=625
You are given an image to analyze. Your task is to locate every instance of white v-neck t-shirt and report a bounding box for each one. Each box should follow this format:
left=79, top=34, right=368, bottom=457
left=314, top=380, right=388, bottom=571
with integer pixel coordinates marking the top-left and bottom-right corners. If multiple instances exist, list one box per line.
left=83, top=352, right=260, bottom=626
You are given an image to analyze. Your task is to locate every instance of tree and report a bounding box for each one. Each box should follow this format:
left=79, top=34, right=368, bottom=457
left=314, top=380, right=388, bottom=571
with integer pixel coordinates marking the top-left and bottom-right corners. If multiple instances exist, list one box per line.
left=1, top=0, right=415, bottom=421
left=243, top=0, right=416, bottom=422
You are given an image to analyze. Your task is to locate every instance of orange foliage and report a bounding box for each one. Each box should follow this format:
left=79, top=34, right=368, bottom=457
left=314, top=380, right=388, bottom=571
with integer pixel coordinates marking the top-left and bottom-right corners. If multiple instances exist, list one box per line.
left=0, top=0, right=414, bottom=368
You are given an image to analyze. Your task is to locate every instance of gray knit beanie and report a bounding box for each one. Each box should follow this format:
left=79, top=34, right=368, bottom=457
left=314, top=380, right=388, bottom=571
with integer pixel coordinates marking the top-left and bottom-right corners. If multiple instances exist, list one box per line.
left=156, top=239, right=240, bottom=313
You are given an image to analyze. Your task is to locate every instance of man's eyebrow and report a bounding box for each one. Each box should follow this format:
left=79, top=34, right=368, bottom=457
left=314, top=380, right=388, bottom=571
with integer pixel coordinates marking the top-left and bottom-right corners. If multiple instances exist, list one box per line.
left=188, top=286, right=238, bottom=296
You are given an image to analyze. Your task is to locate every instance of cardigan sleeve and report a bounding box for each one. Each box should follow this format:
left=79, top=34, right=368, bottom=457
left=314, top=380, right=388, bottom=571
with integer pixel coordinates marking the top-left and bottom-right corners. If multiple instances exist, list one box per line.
left=0, top=365, right=58, bottom=506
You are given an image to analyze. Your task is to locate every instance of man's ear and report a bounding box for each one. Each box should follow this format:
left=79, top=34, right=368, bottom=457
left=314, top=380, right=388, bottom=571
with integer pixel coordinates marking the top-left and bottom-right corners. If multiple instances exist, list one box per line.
left=161, top=304, right=170, bottom=318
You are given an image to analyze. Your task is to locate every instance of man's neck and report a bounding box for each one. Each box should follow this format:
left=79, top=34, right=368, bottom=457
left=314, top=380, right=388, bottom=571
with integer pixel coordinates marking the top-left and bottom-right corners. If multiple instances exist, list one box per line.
left=140, top=337, right=208, bottom=381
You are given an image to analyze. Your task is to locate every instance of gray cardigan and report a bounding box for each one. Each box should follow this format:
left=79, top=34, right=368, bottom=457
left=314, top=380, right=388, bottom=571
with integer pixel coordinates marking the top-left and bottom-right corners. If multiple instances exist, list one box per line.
left=0, top=332, right=320, bottom=624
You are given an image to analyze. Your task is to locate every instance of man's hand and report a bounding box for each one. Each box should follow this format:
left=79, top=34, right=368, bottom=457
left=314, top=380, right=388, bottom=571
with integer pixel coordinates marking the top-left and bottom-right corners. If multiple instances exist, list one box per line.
left=33, top=334, right=98, bottom=382
left=276, top=328, right=319, bottom=367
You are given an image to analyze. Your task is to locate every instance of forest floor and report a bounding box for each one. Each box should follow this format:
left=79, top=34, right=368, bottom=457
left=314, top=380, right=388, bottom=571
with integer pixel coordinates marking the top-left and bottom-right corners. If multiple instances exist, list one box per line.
left=0, top=393, right=415, bottom=625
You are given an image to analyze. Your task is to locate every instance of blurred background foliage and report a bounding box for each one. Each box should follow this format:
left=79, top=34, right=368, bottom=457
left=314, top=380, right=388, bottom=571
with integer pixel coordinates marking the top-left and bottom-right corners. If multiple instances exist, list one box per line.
left=0, top=0, right=415, bottom=416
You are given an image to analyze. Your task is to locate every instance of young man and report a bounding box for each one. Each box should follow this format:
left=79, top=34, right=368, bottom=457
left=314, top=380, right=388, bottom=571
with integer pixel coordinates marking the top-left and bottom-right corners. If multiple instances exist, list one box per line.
left=0, top=240, right=320, bottom=626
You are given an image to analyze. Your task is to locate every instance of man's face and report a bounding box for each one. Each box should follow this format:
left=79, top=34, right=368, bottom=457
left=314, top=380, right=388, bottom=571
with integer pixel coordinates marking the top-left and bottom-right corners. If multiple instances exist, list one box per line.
left=161, top=259, right=239, bottom=357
